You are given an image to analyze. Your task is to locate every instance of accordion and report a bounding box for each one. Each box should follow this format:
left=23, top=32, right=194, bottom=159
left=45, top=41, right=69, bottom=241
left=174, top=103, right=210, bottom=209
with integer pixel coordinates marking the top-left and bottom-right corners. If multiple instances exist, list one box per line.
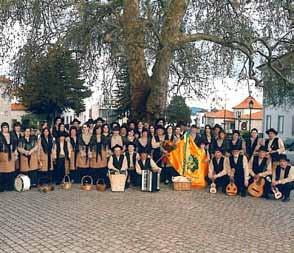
left=141, top=170, right=160, bottom=192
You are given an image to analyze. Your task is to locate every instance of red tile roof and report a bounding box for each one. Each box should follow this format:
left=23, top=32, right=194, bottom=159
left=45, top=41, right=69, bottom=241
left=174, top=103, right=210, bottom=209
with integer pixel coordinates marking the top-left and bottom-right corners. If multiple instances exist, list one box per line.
left=205, top=110, right=235, bottom=120
left=241, top=111, right=263, bottom=120
left=0, top=76, right=12, bottom=84
left=11, top=103, right=26, bottom=111
left=233, top=96, right=262, bottom=110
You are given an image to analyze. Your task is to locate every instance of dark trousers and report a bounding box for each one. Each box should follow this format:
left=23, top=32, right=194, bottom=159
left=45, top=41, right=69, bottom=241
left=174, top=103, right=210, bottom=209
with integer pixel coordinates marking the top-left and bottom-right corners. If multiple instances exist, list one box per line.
left=77, top=168, right=92, bottom=184
left=54, top=158, right=65, bottom=184
left=91, top=168, right=109, bottom=187
left=234, top=175, right=246, bottom=194
left=276, top=183, right=294, bottom=199
left=22, top=169, right=38, bottom=186
left=161, top=166, right=179, bottom=182
left=69, top=170, right=79, bottom=183
left=37, top=171, right=53, bottom=185
left=0, top=172, right=16, bottom=191
left=127, top=169, right=140, bottom=186
left=207, top=175, right=230, bottom=191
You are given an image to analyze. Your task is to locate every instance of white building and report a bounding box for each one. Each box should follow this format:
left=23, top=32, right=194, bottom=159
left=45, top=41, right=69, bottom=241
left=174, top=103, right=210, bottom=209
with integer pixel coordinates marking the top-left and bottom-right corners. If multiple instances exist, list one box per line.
left=0, top=76, right=28, bottom=126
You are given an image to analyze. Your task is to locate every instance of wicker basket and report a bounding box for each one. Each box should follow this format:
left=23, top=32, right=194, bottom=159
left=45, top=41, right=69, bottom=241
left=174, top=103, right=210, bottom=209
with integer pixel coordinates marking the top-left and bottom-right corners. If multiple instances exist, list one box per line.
left=173, top=181, right=192, bottom=191
left=109, top=174, right=126, bottom=192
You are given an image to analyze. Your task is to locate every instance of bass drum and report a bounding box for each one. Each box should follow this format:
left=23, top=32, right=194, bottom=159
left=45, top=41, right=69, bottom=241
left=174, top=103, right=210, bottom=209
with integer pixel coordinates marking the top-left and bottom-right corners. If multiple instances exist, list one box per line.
left=14, top=174, right=31, bottom=192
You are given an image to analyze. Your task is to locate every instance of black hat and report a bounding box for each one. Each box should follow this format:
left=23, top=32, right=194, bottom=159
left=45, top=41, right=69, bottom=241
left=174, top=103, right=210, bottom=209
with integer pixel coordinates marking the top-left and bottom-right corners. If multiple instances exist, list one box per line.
left=266, top=128, right=278, bottom=135
left=126, top=142, right=136, bottom=148
left=71, top=118, right=81, bottom=125
left=279, top=154, right=290, bottom=162
left=199, top=139, right=207, bottom=145
left=214, top=147, right=224, bottom=154
left=87, top=119, right=95, bottom=125
left=231, top=145, right=241, bottom=151
left=96, top=117, right=104, bottom=122
left=13, top=122, right=21, bottom=128
left=258, top=146, right=268, bottom=152
left=111, top=144, right=123, bottom=152
left=112, top=126, right=120, bottom=132
left=58, top=131, right=69, bottom=138
left=213, top=124, right=222, bottom=130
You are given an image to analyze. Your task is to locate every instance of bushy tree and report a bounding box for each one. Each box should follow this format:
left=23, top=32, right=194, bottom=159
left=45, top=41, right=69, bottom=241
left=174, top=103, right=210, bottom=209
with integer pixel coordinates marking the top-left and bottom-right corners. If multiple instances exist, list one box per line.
left=166, top=96, right=191, bottom=124
left=0, top=1, right=294, bottom=121
left=18, top=46, right=91, bottom=121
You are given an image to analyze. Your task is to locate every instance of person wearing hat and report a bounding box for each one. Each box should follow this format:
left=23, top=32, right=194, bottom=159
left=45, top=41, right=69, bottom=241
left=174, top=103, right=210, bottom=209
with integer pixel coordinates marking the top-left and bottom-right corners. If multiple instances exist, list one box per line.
left=265, top=128, right=285, bottom=170
left=108, top=144, right=128, bottom=174
left=244, top=128, right=263, bottom=160
left=248, top=146, right=272, bottom=198
left=110, top=126, right=125, bottom=150
left=125, top=142, right=140, bottom=187
left=228, top=145, right=249, bottom=197
left=95, top=117, right=104, bottom=127
left=0, top=122, right=18, bottom=191
left=135, top=148, right=162, bottom=192
left=208, top=147, right=230, bottom=193
left=18, top=127, right=39, bottom=186
left=270, top=154, right=294, bottom=202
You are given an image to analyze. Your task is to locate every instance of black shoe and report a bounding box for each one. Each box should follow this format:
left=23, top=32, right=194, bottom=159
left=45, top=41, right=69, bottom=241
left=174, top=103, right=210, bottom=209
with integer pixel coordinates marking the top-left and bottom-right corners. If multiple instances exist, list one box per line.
left=263, top=194, right=270, bottom=200
left=282, top=197, right=290, bottom=202
left=164, top=180, right=170, bottom=185
left=240, top=190, right=247, bottom=197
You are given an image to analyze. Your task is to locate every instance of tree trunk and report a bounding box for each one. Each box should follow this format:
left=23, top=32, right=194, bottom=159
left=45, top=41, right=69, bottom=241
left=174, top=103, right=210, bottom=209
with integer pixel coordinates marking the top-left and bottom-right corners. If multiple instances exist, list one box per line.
left=122, top=0, right=150, bottom=120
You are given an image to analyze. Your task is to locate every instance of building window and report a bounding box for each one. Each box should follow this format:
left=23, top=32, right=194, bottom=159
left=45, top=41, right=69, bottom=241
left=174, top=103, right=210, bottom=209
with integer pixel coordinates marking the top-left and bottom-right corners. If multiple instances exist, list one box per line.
left=277, top=115, right=284, bottom=134
left=266, top=115, right=271, bottom=130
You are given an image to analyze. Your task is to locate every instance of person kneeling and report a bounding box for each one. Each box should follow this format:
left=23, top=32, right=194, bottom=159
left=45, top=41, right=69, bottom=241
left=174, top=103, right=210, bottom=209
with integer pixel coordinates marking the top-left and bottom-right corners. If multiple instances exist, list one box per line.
left=108, top=144, right=128, bottom=175
left=208, top=147, right=230, bottom=193
left=136, top=148, right=161, bottom=192
left=270, top=154, right=294, bottom=202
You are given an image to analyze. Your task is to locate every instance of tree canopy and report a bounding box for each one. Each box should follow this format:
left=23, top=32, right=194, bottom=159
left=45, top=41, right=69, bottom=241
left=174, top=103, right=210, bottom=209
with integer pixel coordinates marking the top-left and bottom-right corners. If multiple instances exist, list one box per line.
left=18, top=46, right=91, bottom=121
left=0, top=0, right=293, bottom=121
left=166, top=95, right=191, bottom=124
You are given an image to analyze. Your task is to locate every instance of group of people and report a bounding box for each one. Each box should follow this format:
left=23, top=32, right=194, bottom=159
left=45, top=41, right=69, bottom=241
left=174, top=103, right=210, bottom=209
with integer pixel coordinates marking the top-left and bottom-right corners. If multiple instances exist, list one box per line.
left=0, top=116, right=293, bottom=202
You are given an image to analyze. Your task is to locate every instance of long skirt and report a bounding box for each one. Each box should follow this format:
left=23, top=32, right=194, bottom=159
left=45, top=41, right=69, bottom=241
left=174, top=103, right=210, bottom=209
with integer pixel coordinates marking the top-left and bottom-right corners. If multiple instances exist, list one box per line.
left=0, top=171, right=16, bottom=191
left=91, top=167, right=109, bottom=187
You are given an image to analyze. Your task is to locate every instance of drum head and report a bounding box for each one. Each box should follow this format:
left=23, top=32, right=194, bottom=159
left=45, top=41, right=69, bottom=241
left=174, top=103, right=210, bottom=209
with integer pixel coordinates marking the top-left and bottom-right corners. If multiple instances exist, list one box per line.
left=14, top=176, right=24, bottom=192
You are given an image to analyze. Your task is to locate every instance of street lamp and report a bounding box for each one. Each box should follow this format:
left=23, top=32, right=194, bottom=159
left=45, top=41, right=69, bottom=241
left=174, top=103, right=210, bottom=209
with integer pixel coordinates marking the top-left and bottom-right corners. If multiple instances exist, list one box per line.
left=248, top=99, right=254, bottom=131
left=236, top=111, right=241, bottom=130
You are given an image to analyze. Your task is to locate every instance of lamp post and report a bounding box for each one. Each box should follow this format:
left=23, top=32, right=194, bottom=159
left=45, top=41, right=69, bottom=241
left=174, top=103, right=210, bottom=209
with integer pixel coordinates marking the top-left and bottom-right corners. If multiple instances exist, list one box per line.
left=248, top=99, right=254, bottom=131
left=236, top=111, right=241, bottom=130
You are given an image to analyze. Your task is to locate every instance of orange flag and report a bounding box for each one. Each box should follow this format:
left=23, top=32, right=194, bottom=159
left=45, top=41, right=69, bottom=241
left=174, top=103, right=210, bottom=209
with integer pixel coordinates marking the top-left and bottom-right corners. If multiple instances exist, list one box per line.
left=168, top=132, right=208, bottom=188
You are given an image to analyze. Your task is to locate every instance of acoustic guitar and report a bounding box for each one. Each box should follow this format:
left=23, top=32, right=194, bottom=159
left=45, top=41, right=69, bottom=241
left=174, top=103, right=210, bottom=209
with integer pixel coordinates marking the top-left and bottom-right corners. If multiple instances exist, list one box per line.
left=265, top=176, right=283, bottom=200
left=209, top=173, right=217, bottom=194
left=226, top=168, right=238, bottom=196
left=248, top=177, right=265, bottom=198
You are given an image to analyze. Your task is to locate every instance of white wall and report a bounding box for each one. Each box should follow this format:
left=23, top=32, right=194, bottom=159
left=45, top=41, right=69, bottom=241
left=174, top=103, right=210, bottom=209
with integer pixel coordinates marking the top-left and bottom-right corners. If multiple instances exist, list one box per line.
left=264, top=105, right=294, bottom=140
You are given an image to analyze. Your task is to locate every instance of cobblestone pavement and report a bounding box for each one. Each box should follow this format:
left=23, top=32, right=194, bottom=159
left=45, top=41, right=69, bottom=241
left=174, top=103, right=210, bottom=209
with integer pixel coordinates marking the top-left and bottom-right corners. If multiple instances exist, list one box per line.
left=0, top=185, right=293, bottom=253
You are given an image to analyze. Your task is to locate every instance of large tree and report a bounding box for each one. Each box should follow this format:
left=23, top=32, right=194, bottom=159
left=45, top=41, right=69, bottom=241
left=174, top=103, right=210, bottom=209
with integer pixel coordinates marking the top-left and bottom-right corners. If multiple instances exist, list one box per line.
left=166, top=95, right=191, bottom=124
left=0, top=0, right=293, bottom=121
left=18, top=46, right=91, bottom=121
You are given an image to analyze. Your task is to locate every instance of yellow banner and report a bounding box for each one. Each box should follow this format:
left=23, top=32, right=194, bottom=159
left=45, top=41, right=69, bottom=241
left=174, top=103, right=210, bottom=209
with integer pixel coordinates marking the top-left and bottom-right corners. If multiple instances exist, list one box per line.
left=168, top=133, right=208, bottom=188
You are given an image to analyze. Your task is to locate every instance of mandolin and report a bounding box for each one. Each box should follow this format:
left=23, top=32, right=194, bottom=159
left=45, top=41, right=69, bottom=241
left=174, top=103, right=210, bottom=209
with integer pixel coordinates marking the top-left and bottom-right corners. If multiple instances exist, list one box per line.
left=248, top=177, right=265, bottom=198
left=265, top=176, right=283, bottom=200
left=209, top=173, right=217, bottom=194
left=226, top=168, right=238, bottom=196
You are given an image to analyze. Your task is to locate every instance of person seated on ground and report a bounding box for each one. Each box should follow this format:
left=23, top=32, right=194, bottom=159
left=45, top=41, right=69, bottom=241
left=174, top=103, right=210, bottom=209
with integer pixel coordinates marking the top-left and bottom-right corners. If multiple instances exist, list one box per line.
left=125, top=142, right=140, bottom=187
left=270, top=154, right=294, bottom=202
left=248, top=146, right=272, bottom=198
left=107, top=144, right=128, bottom=175
left=228, top=145, right=249, bottom=197
left=135, top=148, right=162, bottom=192
left=207, top=147, right=230, bottom=193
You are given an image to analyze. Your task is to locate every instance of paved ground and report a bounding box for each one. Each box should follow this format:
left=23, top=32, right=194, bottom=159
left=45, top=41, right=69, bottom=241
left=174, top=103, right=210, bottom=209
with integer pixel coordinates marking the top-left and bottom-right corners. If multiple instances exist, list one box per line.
left=0, top=185, right=293, bottom=253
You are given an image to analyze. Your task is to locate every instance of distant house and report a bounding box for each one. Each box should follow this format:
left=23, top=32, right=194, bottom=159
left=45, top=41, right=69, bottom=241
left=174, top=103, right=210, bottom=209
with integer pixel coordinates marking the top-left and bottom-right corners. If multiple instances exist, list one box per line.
left=0, top=76, right=27, bottom=126
left=258, top=52, right=294, bottom=142
left=232, top=96, right=263, bottom=132
left=190, top=107, right=207, bottom=128
left=205, top=109, right=235, bottom=131
left=204, top=95, right=263, bottom=132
